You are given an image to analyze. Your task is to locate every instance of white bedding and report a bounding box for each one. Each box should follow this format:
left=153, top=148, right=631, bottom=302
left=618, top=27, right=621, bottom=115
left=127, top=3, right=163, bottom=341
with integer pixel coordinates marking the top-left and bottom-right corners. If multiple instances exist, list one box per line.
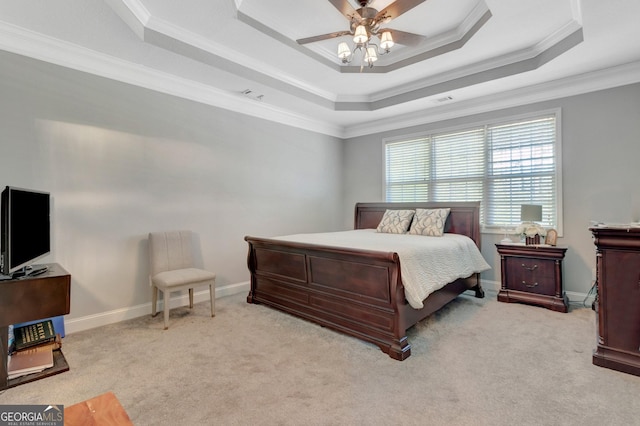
left=274, top=229, right=491, bottom=309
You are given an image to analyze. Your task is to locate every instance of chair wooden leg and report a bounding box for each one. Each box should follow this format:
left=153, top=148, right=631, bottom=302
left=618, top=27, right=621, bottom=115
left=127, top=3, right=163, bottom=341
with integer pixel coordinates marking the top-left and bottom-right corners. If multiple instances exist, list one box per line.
left=151, top=286, right=158, bottom=317
left=209, top=284, right=215, bottom=318
left=188, top=288, right=194, bottom=309
left=163, top=290, right=170, bottom=330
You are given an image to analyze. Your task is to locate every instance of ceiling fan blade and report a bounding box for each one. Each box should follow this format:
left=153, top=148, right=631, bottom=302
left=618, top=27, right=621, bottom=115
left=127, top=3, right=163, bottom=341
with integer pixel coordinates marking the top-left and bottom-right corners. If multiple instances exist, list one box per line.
left=375, top=0, right=427, bottom=23
left=327, top=0, right=362, bottom=21
left=382, top=29, right=425, bottom=47
left=297, top=30, right=352, bottom=45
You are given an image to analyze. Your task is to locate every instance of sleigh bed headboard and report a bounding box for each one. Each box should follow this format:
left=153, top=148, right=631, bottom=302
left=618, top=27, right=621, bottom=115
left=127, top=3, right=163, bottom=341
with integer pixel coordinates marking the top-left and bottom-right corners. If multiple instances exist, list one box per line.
left=354, top=202, right=481, bottom=248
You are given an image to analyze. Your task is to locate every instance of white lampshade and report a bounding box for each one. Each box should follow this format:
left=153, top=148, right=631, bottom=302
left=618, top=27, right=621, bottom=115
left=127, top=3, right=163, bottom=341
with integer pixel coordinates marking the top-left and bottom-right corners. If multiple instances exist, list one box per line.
left=353, top=25, right=368, bottom=44
left=337, top=42, right=352, bottom=60
left=380, top=31, right=394, bottom=50
left=364, top=47, right=378, bottom=64
left=521, top=204, right=542, bottom=222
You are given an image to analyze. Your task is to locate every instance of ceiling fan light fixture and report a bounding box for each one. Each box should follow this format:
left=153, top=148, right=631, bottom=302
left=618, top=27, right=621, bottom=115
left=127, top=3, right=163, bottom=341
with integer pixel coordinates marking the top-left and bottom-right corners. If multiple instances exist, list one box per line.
left=365, top=47, right=378, bottom=65
left=337, top=42, right=352, bottom=61
left=380, top=31, right=394, bottom=50
left=353, top=25, right=368, bottom=44
left=302, top=0, right=429, bottom=70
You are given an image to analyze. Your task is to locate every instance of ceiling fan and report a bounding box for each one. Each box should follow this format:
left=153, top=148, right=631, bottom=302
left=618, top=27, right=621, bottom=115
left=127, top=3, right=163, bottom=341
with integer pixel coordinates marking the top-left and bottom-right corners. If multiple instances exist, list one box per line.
left=296, top=0, right=427, bottom=68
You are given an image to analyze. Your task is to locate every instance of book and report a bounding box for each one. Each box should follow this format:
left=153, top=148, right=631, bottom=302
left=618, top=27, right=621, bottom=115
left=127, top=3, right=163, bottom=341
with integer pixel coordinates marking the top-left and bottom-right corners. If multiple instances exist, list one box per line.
left=7, top=345, right=54, bottom=380
left=21, top=334, right=62, bottom=353
left=13, top=319, right=57, bottom=351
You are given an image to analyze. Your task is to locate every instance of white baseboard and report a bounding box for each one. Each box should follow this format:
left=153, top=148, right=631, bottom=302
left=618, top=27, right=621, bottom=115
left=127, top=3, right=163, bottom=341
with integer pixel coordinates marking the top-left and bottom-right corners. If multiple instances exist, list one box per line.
left=476, top=279, right=596, bottom=307
left=64, top=278, right=595, bottom=335
left=64, top=281, right=250, bottom=335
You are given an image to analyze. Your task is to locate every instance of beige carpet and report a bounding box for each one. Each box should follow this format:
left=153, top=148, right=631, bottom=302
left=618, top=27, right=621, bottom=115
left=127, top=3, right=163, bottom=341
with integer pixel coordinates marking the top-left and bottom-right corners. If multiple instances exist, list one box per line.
left=1, top=291, right=639, bottom=425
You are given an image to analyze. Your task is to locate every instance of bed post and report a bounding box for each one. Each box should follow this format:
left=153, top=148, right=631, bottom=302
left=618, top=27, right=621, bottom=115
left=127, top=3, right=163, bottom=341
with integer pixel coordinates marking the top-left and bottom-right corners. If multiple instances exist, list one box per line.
left=245, top=238, right=257, bottom=304
left=389, top=276, right=411, bottom=360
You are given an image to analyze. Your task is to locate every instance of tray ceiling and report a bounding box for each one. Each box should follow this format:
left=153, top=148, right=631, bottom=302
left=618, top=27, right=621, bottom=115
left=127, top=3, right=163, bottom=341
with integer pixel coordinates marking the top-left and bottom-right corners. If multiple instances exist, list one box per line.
left=0, top=0, right=639, bottom=137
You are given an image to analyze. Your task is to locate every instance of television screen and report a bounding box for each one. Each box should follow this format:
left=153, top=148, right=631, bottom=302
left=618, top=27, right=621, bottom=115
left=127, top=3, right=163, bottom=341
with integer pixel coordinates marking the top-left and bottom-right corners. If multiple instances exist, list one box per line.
left=1, top=186, right=51, bottom=276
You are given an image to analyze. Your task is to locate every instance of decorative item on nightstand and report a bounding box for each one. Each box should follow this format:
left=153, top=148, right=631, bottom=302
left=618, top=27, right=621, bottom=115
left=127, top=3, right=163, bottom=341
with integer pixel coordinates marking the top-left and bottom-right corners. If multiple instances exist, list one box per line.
left=516, top=204, right=546, bottom=245
left=499, top=224, right=513, bottom=244
left=546, top=229, right=558, bottom=246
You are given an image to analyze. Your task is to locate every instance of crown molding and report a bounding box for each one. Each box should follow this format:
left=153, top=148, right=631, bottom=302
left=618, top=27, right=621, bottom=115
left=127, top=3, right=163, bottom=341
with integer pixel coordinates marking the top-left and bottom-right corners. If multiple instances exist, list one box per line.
left=1, top=2, right=636, bottom=141
left=0, top=20, right=344, bottom=138
left=342, top=60, right=640, bottom=138
left=103, top=0, right=150, bottom=39
left=114, top=0, right=338, bottom=103
left=105, top=0, right=584, bottom=113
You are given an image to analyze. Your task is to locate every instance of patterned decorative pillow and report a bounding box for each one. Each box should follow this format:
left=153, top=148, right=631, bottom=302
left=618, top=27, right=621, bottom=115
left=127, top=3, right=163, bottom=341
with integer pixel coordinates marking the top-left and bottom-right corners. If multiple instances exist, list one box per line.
left=408, top=208, right=451, bottom=236
left=376, top=209, right=415, bottom=234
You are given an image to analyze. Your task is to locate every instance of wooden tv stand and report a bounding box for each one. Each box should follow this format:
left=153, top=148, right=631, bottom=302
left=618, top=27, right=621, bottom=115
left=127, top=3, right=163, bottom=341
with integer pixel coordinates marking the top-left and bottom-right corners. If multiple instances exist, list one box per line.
left=0, top=263, right=71, bottom=390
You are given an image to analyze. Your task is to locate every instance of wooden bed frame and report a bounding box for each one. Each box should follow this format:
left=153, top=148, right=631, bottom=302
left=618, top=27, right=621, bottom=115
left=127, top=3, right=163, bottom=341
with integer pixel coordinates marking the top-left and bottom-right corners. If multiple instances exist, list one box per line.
left=245, top=202, right=485, bottom=360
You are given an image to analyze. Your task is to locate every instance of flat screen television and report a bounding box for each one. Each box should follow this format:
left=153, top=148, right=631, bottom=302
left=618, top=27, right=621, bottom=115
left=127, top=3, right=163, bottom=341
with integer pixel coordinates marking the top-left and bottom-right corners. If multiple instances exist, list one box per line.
left=1, top=186, right=51, bottom=277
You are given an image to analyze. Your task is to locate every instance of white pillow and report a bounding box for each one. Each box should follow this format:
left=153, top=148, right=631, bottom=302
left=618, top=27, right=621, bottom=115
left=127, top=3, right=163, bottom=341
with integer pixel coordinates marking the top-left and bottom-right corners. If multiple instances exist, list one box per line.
left=376, top=209, right=415, bottom=234
left=408, top=208, right=450, bottom=236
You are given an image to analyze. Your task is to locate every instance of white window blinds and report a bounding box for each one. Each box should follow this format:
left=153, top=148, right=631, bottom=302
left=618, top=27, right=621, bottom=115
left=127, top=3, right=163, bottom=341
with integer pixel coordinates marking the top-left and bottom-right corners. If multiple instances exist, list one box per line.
left=384, top=113, right=560, bottom=230
left=487, top=117, right=557, bottom=227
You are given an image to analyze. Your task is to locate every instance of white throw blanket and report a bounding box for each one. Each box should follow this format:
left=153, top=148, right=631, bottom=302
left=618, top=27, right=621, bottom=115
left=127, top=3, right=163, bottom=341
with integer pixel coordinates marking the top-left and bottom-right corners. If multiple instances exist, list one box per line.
left=274, top=229, right=491, bottom=309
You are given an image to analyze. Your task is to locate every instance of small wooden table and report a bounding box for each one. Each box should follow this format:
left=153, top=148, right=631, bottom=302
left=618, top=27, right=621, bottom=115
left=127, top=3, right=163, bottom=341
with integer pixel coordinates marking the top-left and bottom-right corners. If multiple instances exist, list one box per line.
left=0, top=263, right=71, bottom=389
left=496, top=243, right=568, bottom=312
left=64, top=392, right=133, bottom=426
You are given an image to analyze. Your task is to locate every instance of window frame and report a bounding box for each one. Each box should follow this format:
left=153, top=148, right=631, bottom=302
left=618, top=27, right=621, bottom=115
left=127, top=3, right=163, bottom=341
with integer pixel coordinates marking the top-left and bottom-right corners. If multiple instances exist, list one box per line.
left=382, top=109, right=563, bottom=236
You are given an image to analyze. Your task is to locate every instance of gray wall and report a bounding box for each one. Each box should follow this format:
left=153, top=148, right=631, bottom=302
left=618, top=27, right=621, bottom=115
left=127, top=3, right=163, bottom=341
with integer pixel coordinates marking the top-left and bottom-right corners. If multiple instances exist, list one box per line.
left=0, top=52, right=343, bottom=328
left=3, top=46, right=638, bottom=331
left=343, top=83, right=640, bottom=298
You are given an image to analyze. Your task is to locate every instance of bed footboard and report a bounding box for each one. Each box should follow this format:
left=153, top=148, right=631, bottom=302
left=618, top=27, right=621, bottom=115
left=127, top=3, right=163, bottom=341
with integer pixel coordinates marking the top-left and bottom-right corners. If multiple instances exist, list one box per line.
left=245, top=236, right=412, bottom=360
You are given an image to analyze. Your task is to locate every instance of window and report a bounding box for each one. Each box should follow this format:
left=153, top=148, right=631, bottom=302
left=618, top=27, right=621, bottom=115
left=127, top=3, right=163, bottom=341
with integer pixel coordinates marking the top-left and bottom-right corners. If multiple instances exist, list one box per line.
left=384, top=112, right=561, bottom=232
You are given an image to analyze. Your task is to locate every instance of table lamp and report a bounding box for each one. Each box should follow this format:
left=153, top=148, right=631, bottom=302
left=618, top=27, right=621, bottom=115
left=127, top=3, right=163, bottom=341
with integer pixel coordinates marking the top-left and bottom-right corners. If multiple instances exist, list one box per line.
left=520, top=204, right=544, bottom=245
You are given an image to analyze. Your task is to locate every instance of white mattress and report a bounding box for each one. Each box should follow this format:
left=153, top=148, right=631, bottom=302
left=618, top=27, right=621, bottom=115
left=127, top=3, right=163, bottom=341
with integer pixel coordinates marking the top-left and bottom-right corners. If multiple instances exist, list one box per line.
left=274, top=229, right=491, bottom=309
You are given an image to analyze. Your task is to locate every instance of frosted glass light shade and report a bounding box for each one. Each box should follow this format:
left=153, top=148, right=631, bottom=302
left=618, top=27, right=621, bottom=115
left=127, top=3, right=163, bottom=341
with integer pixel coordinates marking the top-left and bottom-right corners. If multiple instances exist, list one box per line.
left=337, top=42, right=351, bottom=60
left=365, top=47, right=378, bottom=63
left=380, top=31, right=394, bottom=50
left=353, top=25, right=368, bottom=44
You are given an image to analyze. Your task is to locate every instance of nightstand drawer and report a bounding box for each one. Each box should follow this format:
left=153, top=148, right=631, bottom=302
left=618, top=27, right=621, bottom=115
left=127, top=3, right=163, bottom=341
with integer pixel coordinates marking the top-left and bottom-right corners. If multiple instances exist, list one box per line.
left=505, top=257, right=556, bottom=295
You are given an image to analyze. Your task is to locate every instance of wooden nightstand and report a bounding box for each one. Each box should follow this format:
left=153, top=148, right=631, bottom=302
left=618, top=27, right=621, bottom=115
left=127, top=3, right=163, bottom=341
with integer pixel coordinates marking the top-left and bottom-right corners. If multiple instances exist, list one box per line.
left=496, top=244, right=568, bottom=312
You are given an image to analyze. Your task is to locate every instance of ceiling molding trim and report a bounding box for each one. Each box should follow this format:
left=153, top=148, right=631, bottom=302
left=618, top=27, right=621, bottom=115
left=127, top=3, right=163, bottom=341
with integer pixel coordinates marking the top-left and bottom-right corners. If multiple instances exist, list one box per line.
left=536, top=19, right=582, bottom=54
left=118, top=0, right=151, bottom=25
left=236, top=11, right=340, bottom=73
left=569, top=0, right=583, bottom=25
left=342, top=60, right=640, bottom=138
left=142, top=26, right=335, bottom=109
left=0, top=20, right=344, bottom=138
left=367, top=19, right=583, bottom=103
left=103, top=0, right=149, bottom=40
left=335, top=24, right=583, bottom=110
left=141, top=12, right=339, bottom=105
left=110, top=0, right=338, bottom=103
left=109, top=0, right=582, bottom=113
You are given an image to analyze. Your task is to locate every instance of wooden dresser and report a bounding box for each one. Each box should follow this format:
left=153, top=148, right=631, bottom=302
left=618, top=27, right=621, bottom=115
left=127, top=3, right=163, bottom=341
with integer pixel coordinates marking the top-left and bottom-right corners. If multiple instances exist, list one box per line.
left=590, top=226, right=640, bottom=377
left=496, top=244, right=568, bottom=312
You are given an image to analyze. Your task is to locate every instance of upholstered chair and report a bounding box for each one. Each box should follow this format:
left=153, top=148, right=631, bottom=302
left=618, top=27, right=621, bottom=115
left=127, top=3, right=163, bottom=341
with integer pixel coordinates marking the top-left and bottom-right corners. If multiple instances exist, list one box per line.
left=148, top=230, right=216, bottom=329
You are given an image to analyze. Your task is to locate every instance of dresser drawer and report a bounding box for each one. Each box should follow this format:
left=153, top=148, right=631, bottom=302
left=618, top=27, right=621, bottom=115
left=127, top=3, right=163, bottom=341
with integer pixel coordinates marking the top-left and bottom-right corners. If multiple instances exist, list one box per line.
left=505, top=257, right=556, bottom=295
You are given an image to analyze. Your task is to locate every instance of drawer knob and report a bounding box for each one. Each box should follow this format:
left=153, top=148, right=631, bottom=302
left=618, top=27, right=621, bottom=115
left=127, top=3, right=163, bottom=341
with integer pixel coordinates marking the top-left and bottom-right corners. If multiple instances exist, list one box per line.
left=522, top=281, right=539, bottom=288
left=522, top=263, right=538, bottom=271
